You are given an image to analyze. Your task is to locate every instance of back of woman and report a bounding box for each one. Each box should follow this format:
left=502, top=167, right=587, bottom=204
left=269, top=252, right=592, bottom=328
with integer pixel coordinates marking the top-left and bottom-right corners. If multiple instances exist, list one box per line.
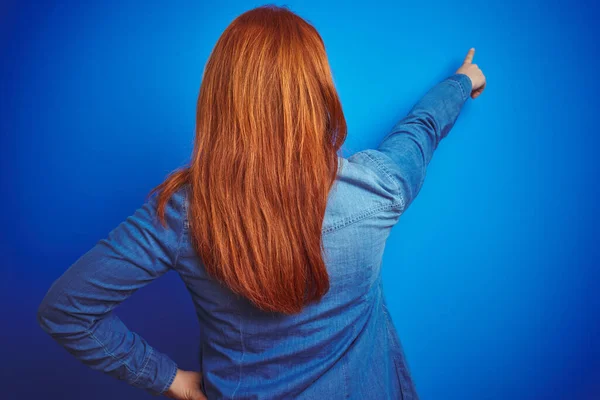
left=172, top=150, right=409, bottom=398
left=36, top=4, right=485, bottom=400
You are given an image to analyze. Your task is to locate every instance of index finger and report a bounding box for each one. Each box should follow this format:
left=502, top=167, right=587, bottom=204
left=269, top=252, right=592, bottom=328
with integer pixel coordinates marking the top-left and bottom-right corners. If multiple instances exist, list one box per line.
left=463, top=48, right=475, bottom=64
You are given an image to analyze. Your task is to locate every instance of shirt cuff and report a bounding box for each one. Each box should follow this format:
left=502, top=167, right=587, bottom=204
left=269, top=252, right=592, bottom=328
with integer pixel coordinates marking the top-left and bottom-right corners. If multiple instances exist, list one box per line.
left=447, top=73, right=473, bottom=102
left=131, top=346, right=178, bottom=396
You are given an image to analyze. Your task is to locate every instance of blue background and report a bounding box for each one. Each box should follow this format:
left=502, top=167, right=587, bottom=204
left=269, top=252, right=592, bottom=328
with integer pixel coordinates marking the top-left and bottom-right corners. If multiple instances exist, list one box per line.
left=2, top=1, right=598, bottom=399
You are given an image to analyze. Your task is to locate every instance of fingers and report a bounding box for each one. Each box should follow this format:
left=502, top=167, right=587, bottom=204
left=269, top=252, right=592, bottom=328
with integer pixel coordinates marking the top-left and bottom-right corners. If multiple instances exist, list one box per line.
left=463, top=48, right=475, bottom=64
left=471, top=81, right=486, bottom=99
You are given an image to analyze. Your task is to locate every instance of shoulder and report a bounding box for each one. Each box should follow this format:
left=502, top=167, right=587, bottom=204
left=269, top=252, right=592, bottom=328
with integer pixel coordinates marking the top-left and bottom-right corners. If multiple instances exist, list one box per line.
left=145, top=183, right=190, bottom=234
left=348, top=150, right=403, bottom=197
left=322, top=153, right=404, bottom=234
left=345, top=150, right=404, bottom=209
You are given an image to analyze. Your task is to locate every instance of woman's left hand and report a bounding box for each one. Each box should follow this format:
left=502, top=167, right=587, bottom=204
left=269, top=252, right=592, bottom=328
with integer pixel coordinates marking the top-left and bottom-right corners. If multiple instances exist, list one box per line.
left=163, top=369, right=207, bottom=400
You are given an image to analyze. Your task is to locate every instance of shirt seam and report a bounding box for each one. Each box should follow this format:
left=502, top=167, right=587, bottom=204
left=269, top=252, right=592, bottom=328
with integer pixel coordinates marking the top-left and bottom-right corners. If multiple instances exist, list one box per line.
left=173, top=191, right=187, bottom=268
left=362, top=150, right=402, bottom=195
left=322, top=200, right=403, bottom=235
left=446, top=75, right=468, bottom=102
left=361, top=150, right=407, bottom=213
left=230, top=313, right=245, bottom=399
left=84, top=327, right=137, bottom=376
left=182, top=186, right=190, bottom=231
left=160, top=361, right=179, bottom=395
left=131, top=346, right=155, bottom=385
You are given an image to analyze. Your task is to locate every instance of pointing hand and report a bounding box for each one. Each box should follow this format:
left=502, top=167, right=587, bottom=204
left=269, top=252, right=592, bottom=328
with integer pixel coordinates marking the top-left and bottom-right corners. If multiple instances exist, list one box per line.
left=456, top=48, right=486, bottom=99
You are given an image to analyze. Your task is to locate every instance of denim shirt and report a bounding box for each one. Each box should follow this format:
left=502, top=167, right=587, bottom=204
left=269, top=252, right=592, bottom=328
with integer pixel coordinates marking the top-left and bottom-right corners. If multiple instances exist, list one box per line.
left=37, top=73, right=472, bottom=400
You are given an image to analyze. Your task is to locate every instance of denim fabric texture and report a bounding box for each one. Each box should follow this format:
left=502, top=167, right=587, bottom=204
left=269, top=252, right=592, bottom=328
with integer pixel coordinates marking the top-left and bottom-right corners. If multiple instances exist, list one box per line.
left=37, top=73, right=472, bottom=399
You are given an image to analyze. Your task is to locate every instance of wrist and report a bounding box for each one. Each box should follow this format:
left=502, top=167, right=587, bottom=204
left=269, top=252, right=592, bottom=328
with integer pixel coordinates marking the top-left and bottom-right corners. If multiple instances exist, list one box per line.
left=163, top=368, right=182, bottom=398
left=448, top=73, right=473, bottom=101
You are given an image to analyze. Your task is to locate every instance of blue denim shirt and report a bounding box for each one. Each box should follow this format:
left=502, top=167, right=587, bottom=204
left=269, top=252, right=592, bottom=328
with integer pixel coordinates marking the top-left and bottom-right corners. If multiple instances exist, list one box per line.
left=37, top=73, right=472, bottom=399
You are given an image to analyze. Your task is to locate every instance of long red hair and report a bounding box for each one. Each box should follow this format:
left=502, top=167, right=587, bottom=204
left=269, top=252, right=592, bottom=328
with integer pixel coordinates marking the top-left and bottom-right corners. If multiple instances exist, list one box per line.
left=149, top=5, right=347, bottom=314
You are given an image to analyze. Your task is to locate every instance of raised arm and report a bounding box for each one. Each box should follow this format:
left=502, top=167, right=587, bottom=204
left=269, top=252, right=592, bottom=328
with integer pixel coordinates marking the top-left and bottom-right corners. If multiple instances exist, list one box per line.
left=374, top=48, right=486, bottom=213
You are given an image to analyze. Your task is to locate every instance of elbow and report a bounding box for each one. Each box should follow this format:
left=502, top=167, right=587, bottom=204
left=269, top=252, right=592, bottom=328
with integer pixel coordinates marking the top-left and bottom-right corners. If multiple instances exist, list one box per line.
left=36, top=295, right=56, bottom=335
left=36, top=290, right=68, bottom=337
left=36, top=291, right=90, bottom=339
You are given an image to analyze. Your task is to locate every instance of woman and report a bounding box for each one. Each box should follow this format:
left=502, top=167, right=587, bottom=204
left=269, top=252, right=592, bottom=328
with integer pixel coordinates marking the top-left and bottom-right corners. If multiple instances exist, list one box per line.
left=37, top=4, right=485, bottom=400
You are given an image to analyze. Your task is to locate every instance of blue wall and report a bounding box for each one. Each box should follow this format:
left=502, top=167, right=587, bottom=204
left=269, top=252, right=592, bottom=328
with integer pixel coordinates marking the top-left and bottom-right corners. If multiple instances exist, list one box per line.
left=2, top=1, right=598, bottom=399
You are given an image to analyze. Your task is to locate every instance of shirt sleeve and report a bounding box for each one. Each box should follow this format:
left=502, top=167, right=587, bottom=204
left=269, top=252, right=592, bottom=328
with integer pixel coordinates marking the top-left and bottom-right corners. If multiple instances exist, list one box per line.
left=371, top=73, right=472, bottom=213
left=36, top=190, right=186, bottom=397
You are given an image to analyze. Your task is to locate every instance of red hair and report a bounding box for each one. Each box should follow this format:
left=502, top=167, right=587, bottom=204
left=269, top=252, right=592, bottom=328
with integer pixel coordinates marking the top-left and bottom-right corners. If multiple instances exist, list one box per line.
left=149, top=4, right=347, bottom=314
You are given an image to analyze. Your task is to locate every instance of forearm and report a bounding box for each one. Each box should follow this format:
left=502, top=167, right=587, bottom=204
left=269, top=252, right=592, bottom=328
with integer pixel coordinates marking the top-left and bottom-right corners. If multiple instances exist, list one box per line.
left=373, top=73, right=472, bottom=209
left=37, top=294, right=178, bottom=396
left=378, top=73, right=472, bottom=168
